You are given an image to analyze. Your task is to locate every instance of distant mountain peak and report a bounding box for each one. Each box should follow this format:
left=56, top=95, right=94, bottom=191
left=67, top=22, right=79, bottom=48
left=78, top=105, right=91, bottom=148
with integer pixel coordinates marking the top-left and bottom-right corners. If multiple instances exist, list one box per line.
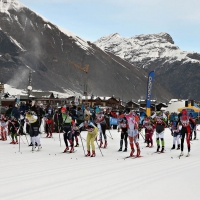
left=95, top=32, right=200, bottom=66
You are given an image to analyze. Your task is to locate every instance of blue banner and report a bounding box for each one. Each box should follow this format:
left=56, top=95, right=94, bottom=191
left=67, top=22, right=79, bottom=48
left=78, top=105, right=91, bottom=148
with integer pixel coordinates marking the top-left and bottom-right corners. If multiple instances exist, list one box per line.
left=110, top=117, right=118, bottom=125
left=146, top=71, right=155, bottom=116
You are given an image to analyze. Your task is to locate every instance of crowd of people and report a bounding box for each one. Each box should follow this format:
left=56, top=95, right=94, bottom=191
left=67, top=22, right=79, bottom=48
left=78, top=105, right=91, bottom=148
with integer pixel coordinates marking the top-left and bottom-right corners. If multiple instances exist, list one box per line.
left=0, top=101, right=199, bottom=158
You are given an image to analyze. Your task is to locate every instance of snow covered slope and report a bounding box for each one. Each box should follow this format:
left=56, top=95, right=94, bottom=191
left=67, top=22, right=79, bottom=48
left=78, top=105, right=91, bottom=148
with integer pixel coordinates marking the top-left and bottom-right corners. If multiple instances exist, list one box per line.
left=0, top=128, right=200, bottom=200
left=0, top=0, right=92, bottom=52
left=95, top=33, right=200, bottom=99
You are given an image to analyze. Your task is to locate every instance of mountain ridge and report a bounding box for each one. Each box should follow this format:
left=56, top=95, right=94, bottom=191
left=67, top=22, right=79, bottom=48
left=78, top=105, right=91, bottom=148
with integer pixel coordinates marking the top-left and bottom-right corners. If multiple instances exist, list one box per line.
left=95, top=32, right=200, bottom=100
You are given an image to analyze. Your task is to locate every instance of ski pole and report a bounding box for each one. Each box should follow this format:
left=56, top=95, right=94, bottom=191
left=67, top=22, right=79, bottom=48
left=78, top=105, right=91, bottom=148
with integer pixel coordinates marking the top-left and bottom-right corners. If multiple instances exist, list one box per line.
left=24, top=134, right=29, bottom=146
left=139, top=131, right=145, bottom=141
left=58, top=121, right=61, bottom=147
left=79, top=131, right=86, bottom=156
left=58, top=127, right=61, bottom=147
left=109, top=129, right=113, bottom=139
left=95, top=139, right=104, bottom=157
left=80, top=136, right=86, bottom=141
left=18, top=129, right=21, bottom=152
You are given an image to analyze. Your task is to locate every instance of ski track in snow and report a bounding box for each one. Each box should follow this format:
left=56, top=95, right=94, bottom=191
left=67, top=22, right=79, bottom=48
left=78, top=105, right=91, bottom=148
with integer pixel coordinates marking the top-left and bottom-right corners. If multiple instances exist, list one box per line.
left=1, top=128, right=200, bottom=200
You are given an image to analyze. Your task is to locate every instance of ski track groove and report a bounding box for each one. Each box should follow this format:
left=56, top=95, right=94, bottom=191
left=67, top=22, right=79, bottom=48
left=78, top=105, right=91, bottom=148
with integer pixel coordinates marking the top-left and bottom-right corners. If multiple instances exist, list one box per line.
left=3, top=157, right=200, bottom=200
left=0, top=151, right=171, bottom=185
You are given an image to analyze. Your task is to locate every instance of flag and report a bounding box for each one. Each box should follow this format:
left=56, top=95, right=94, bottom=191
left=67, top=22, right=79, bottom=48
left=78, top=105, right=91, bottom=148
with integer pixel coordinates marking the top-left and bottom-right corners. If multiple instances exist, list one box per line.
left=146, top=71, right=155, bottom=116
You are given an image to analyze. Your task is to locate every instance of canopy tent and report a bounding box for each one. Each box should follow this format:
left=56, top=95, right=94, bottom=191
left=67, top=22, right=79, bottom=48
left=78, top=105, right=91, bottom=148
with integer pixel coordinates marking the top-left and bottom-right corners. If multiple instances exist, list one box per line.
left=178, top=103, right=200, bottom=112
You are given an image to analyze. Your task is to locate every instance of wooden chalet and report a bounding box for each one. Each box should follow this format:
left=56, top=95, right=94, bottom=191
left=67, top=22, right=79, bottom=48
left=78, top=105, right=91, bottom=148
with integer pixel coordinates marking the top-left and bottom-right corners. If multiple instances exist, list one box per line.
left=126, top=100, right=140, bottom=109
left=1, top=98, right=16, bottom=107
left=81, top=96, right=125, bottom=109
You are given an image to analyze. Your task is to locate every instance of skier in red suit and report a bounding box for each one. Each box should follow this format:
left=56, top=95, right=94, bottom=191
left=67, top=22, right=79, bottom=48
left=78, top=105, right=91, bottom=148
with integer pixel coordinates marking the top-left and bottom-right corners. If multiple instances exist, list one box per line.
left=179, top=109, right=196, bottom=157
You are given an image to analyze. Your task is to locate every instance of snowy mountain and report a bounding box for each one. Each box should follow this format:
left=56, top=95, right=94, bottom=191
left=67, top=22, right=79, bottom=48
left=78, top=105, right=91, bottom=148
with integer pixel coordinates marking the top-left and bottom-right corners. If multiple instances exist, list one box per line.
left=0, top=0, right=172, bottom=102
left=95, top=33, right=200, bottom=100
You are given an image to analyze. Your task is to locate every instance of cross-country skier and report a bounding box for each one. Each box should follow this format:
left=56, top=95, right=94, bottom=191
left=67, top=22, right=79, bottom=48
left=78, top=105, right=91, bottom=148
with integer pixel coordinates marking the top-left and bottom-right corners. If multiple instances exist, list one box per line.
left=61, top=107, right=74, bottom=153
left=151, top=111, right=167, bottom=153
left=125, top=108, right=141, bottom=157
left=84, top=121, right=98, bottom=157
left=95, top=110, right=107, bottom=148
left=143, top=116, right=154, bottom=148
left=170, top=115, right=181, bottom=150
left=179, top=109, right=196, bottom=157
left=26, top=111, right=42, bottom=151
left=8, top=117, right=19, bottom=144
left=118, top=117, right=128, bottom=152
left=0, top=115, right=8, bottom=141
left=45, top=114, right=54, bottom=138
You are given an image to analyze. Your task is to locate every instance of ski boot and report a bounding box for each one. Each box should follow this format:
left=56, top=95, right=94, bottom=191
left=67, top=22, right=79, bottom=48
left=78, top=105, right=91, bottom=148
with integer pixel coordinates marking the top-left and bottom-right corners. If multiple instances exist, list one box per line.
left=186, top=152, right=190, bottom=157
left=99, top=141, right=103, bottom=148
left=118, top=147, right=122, bottom=152
left=91, top=151, right=96, bottom=157
left=171, top=144, right=175, bottom=150
left=130, top=148, right=135, bottom=157
left=177, top=144, right=180, bottom=150
left=46, top=134, right=49, bottom=138
left=104, top=141, right=107, bottom=148
left=15, top=140, right=18, bottom=144
left=149, top=144, right=153, bottom=148
left=49, top=133, right=52, bottom=138
left=179, top=151, right=184, bottom=157
left=160, top=147, right=165, bottom=153
left=136, top=148, right=141, bottom=157
left=10, top=140, right=15, bottom=144
left=75, top=143, right=79, bottom=147
left=146, top=144, right=149, bottom=147
left=63, top=146, right=69, bottom=153
left=69, top=146, right=74, bottom=153
left=29, top=142, right=33, bottom=146
left=38, top=145, right=42, bottom=151
left=123, top=148, right=127, bottom=152
left=156, top=145, right=160, bottom=152
left=85, top=151, right=90, bottom=157
left=32, top=145, right=35, bottom=152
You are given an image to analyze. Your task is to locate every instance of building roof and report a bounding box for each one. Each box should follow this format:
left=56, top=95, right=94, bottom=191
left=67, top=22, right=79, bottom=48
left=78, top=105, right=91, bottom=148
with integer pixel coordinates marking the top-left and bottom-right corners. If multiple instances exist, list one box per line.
left=82, top=96, right=118, bottom=101
left=30, top=92, right=55, bottom=98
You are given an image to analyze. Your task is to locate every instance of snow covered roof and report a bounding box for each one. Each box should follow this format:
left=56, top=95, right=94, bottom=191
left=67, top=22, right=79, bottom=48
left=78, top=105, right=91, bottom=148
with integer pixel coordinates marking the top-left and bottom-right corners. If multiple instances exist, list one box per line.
left=31, top=92, right=54, bottom=99
left=82, top=96, right=112, bottom=100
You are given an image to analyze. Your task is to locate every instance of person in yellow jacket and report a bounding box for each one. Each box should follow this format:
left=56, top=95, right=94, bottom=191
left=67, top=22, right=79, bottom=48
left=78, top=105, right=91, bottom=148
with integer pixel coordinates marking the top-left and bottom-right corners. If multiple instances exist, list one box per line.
left=84, top=122, right=98, bottom=157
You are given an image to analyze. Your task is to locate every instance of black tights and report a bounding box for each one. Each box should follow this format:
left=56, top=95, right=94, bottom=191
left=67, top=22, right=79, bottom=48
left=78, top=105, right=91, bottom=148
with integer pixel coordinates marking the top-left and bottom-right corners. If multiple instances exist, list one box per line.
left=63, top=125, right=72, bottom=147
left=120, top=131, right=128, bottom=149
left=181, top=128, right=190, bottom=152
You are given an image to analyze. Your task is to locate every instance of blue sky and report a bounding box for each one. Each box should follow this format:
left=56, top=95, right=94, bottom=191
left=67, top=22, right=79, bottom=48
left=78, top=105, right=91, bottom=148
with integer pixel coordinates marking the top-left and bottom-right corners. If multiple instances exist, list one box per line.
left=20, top=0, right=200, bottom=53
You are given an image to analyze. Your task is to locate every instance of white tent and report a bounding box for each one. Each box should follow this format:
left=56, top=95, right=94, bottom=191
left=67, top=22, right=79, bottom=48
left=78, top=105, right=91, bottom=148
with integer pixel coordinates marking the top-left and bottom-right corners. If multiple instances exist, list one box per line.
left=165, top=99, right=186, bottom=113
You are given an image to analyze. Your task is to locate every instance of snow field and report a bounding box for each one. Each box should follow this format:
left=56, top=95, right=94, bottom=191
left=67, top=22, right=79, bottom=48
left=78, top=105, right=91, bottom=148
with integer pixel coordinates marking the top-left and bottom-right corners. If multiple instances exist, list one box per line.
left=0, top=128, right=200, bottom=200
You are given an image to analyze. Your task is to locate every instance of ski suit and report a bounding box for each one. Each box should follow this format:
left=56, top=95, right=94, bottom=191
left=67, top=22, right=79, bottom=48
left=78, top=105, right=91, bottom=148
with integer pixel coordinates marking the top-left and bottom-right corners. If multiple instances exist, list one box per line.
left=171, top=121, right=181, bottom=149
left=143, top=119, right=154, bottom=147
left=95, top=113, right=107, bottom=147
left=86, top=126, right=98, bottom=151
left=180, top=115, right=196, bottom=153
left=26, top=112, right=41, bottom=148
left=118, top=118, right=128, bottom=150
left=152, top=113, right=166, bottom=152
left=125, top=112, right=140, bottom=157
